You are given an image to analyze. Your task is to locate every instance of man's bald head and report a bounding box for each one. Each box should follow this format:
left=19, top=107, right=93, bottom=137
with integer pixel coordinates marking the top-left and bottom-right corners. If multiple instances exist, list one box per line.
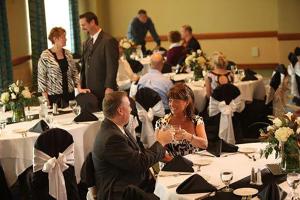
left=150, top=53, right=164, bottom=71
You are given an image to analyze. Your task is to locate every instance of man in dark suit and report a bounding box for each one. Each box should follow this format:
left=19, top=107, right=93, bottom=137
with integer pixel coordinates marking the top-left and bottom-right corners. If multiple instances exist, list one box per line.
left=93, top=91, right=173, bottom=200
left=79, top=12, right=119, bottom=109
left=127, top=9, right=160, bottom=54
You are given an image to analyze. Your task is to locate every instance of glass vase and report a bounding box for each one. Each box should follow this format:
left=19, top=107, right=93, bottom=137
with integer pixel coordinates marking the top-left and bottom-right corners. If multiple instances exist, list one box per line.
left=193, top=67, right=203, bottom=81
left=280, top=141, right=300, bottom=173
left=11, top=102, right=25, bottom=123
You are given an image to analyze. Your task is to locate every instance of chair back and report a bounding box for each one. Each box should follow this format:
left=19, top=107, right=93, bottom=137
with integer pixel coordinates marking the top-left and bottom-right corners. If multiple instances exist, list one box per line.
left=76, top=93, right=99, bottom=113
left=32, top=128, right=80, bottom=200
left=209, top=84, right=245, bottom=144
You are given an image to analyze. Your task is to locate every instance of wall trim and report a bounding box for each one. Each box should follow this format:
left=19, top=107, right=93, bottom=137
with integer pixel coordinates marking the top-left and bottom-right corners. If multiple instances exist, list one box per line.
left=12, top=55, right=31, bottom=66
left=238, top=63, right=278, bottom=69
left=140, top=31, right=300, bottom=42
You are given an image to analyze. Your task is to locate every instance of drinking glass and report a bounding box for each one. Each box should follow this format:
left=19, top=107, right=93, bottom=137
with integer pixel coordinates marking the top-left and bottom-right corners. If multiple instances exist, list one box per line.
left=45, top=113, right=54, bottom=128
left=287, top=172, right=300, bottom=200
left=73, top=106, right=81, bottom=116
left=0, top=104, right=7, bottom=135
left=69, top=100, right=77, bottom=112
left=220, top=169, right=234, bottom=192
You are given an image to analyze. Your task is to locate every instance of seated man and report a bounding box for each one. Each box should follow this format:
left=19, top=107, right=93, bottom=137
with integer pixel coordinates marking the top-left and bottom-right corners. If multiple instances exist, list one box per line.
left=181, top=25, right=201, bottom=54
left=92, top=91, right=173, bottom=200
left=138, top=53, right=174, bottom=110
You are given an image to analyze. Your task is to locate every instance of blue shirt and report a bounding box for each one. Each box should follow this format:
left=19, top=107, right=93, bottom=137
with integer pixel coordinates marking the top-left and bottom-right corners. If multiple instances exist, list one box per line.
left=138, top=69, right=173, bottom=109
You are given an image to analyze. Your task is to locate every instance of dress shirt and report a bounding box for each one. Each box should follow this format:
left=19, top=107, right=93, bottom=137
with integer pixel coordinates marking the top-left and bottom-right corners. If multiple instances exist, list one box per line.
left=91, top=29, right=101, bottom=44
left=138, top=69, right=173, bottom=110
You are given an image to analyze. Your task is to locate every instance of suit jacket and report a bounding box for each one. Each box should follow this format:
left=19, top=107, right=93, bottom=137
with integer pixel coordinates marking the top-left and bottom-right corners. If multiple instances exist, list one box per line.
left=81, top=31, right=119, bottom=105
left=92, top=118, right=165, bottom=200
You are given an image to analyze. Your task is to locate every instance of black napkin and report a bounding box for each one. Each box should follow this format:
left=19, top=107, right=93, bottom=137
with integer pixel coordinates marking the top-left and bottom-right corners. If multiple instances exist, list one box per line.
left=29, top=120, right=49, bottom=133
left=242, top=69, right=258, bottom=81
left=162, top=156, right=194, bottom=172
left=295, top=47, right=300, bottom=56
left=207, top=139, right=238, bottom=157
left=76, top=93, right=99, bottom=113
left=257, top=183, right=287, bottom=200
left=176, top=174, right=216, bottom=194
left=74, top=109, right=98, bottom=122
left=288, top=52, right=298, bottom=67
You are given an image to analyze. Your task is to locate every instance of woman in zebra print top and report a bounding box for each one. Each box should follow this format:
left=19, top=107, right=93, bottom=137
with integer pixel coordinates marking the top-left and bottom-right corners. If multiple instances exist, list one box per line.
left=38, top=27, right=90, bottom=108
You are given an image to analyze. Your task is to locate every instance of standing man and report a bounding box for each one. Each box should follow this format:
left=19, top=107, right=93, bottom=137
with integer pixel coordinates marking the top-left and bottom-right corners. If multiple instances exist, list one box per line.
left=79, top=12, right=119, bottom=108
left=93, top=91, right=173, bottom=199
left=127, top=9, right=160, bottom=54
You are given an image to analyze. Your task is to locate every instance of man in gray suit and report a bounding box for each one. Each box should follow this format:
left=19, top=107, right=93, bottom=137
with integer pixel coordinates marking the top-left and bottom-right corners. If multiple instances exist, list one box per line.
left=93, top=91, right=173, bottom=200
left=79, top=12, right=119, bottom=109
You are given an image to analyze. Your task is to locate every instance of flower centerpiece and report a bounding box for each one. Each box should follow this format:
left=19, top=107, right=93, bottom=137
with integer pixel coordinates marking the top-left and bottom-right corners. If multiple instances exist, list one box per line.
left=261, top=112, right=300, bottom=172
left=185, top=50, right=212, bottom=81
left=119, top=37, right=136, bottom=60
left=0, top=80, right=33, bottom=122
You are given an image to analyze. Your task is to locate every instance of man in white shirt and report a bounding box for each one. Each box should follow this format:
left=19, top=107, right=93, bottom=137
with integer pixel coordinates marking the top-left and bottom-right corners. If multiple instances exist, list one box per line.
left=138, top=53, right=173, bottom=110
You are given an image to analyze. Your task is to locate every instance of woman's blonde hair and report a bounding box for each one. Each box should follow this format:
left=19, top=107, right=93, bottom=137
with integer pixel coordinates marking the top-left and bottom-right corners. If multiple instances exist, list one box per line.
left=211, top=51, right=227, bottom=69
left=48, top=27, right=65, bottom=44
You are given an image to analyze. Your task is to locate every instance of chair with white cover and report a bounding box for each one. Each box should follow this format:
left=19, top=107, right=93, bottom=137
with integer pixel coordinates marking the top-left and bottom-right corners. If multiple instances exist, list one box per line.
left=80, top=152, right=96, bottom=200
left=208, top=84, right=245, bottom=144
left=266, top=64, right=288, bottom=116
left=287, top=52, right=300, bottom=106
left=31, top=128, right=80, bottom=200
left=135, top=87, right=165, bottom=148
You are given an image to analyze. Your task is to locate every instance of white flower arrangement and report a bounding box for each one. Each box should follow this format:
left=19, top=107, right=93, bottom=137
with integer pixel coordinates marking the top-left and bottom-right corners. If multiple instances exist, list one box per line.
left=184, top=50, right=212, bottom=71
left=119, top=38, right=135, bottom=49
left=0, top=80, right=33, bottom=106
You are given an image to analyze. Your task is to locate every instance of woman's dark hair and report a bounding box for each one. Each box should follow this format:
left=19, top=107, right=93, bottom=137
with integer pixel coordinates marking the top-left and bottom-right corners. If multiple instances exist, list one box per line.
left=168, top=31, right=181, bottom=43
left=168, top=83, right=195, bottom=120
left=138, top=9, right=147, bottom=15
left=79, top=12, right=99, bottom=25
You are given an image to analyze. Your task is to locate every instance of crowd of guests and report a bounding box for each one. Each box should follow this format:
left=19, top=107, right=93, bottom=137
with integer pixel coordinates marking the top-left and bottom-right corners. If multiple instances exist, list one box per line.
left=36, top=9, right=238, bottom=200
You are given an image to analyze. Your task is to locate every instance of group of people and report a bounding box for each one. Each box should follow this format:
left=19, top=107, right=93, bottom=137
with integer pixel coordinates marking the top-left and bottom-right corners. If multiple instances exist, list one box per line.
left=37, top=9, right=236, bottom=200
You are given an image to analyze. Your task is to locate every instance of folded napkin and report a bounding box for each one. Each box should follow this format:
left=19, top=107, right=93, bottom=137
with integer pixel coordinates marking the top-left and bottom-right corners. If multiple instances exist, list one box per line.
left=162, top=156, right=194, bottom=172
left=242, top=69, right=258, bottom=81
left=76, top=93, right=99, bottom=113
left=288, top=52, right=298, bottom=67
left=74, top=109, right=98, bottom=122
left=29, top=120, right=49, bottom=133
left=176, top=174, right=216, bottom=194
left=207, top=139, right=238, bottom=157
left=257, top=183, right=287, bottom=200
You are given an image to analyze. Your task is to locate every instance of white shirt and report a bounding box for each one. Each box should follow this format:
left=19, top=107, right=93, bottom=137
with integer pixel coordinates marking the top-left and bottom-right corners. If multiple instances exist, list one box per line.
left=91, top=29, right=101, bottom=44
left=169, top=42, right=181, bottom=49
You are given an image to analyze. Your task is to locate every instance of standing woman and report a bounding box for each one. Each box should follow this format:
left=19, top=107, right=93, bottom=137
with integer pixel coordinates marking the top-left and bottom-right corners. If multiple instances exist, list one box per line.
left=38, top=27, right=89, bottom=107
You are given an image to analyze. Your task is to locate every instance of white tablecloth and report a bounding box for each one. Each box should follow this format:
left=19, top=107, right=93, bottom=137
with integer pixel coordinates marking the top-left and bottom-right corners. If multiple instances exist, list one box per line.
left=154, top=143, right=282, bottom=200
left=164, top=73, right=266, bottom=112
left=0, top=109, right=103, bottom=186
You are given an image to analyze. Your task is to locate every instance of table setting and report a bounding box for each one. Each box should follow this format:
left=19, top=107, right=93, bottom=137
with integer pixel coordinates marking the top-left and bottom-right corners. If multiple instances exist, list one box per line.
left=0, top=89, right=104, bottom=186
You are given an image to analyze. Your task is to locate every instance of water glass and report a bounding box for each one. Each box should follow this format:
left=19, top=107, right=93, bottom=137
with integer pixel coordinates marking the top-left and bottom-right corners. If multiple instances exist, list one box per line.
left=0, top=119, right=6, bottom=135
left=220, top=169, right=234, bottom=192
left=69, top=100, right=77, bottom=111
left=0, top=104, right=7, bottom=135
left=287, top=172, right=300, bottom=199
left=45, top=113, right=54, bottom=128
left=73, top=106, right=81, bottom=116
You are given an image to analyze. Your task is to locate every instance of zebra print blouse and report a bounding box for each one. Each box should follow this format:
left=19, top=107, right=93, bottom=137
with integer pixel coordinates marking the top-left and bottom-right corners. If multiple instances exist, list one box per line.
left=38, top=49, right=80, bottom=95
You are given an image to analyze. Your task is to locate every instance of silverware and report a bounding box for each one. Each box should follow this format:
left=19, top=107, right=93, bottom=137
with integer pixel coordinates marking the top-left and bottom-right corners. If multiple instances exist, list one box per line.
left=158, top=172, right=192, bottom=177
left=194, top=191, right=215, bottom=200
left=166, top=183, right=180, bottom=189
left=243, top=153, right=252, bottom=159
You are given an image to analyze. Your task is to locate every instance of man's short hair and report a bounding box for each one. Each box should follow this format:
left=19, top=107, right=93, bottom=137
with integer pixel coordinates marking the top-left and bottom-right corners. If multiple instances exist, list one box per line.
left=138, top=9, right=147, bottom=15
left=182, top=25, right=193, bottom=33
left=79, top=12, right=99, bottom=25
left=168, top=31, right=181, bottom=43
left=102, top=91, right=127, bottom=118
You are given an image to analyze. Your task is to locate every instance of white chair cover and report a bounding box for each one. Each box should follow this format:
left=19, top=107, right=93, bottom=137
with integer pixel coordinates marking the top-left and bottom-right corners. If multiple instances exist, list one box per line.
left=209, top=96, right=245, bottom=144
left=288, top=62, right=300, bottom=98
left=33, top=143, right=75, bottom=200
left=126, top=114, right=139, bottom=139
left=266, top=71, right=286, bottom=104
left=129, top=83, right=138, bottom=98
left=136, top=101, right=165, bottom=147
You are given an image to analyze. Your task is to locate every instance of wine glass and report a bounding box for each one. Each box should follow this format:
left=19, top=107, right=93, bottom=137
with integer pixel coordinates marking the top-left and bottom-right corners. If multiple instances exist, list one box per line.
left=45, top=113, right=54, bottom=128
left=73, top=106, right=81, bottom=116
left=69, top=100, right=77, bottom=112
left=287, top=172, right=300, bottom=199
left=220, top=169, right=234, bottom=192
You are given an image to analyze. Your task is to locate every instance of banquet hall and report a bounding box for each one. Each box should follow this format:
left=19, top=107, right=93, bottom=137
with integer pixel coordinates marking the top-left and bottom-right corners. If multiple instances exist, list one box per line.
left=1, top=0, right=300, bottom=200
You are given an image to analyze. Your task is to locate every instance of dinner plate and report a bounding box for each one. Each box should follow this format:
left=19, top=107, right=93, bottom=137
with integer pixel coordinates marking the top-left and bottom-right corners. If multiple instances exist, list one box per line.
left=13, top=128, right=27, bottom=133
left=238, top=147, right=257, bottom=154
left=233, top=188, right=258, bottom=197
left=193, top=159, right=213, bottom=166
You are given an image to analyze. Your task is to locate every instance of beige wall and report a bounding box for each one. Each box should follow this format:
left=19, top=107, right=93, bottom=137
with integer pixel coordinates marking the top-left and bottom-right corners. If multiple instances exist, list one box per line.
left=7, top=0, right=32, bottom=86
